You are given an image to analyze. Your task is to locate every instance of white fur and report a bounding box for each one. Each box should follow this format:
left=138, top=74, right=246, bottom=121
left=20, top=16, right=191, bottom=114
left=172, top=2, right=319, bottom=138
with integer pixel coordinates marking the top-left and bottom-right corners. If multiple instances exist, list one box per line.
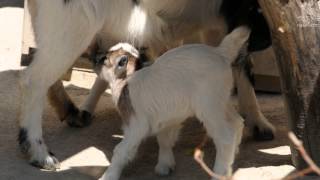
left=109, top=43, right=139, bottom=58
left=99, top=27, right=249, bottom=180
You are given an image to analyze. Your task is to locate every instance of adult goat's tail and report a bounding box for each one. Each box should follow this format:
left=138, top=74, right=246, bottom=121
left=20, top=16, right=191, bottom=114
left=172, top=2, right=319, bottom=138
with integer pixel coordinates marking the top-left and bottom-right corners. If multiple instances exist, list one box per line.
left=219, top=26, right=251, bottom=64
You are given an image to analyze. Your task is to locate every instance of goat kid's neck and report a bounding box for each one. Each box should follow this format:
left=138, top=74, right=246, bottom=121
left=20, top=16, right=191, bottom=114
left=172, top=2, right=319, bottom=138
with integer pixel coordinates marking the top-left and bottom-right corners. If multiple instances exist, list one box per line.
left=110, top=78, right=129, bottom=105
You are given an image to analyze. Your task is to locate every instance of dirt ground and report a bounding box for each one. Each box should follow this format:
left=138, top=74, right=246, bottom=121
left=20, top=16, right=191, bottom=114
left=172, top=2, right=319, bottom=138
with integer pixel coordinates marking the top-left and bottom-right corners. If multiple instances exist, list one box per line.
left=0, top=1, right=312, bottom=180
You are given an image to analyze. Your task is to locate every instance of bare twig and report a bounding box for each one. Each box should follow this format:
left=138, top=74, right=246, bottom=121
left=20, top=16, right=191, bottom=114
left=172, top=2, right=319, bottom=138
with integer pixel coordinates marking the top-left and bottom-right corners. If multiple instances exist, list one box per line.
left=194, top=131, right=320, bottom=180
left=282, top=132, right=320, bottom=180
left=193, top=135, right=231, bottom=180
left=288, top=132, right=320, bottom=175
left=282, top=167, right=313, bottom=180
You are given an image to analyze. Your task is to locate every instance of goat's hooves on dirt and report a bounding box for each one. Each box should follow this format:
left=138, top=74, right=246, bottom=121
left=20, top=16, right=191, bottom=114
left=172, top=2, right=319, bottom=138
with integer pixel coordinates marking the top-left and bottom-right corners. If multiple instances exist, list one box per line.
left=155, top=163, right=174, bottom=176
left=30, top=153, right=60, bottom=170
left=253, top=126, right=274, bottom=141
left=65, top=110, right=92, bottom=128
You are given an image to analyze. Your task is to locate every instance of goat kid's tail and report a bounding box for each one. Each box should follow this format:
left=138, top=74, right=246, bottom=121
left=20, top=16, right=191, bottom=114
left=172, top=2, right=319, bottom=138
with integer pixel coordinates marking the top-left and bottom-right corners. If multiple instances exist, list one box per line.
left=219, top=26, right=251, bottom=64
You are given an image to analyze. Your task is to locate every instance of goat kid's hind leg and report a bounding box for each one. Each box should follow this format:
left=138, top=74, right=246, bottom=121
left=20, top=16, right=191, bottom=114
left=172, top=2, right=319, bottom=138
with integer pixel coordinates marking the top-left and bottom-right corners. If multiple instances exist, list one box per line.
left=233, top=54, right=275, bottom=141
left=197, top=105, right=243, bottom=178
left=209, top=112, right=243, bottom=179
left=100, top=118, right=149, bottom=180
left=155, top=125, right=181, bottom=176
left=225, top=103, right=245, bottom=154
left=19, top=0, right=106, bottom=170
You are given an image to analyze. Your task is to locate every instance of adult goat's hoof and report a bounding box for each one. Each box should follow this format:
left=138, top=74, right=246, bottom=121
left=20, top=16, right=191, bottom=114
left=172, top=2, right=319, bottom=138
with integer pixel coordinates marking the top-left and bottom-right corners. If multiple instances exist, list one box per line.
left=65, top=108, right=92, bottom=128
left=30, top=152, right=60, bottom=170
left=253, top=126, right=274, bottom=141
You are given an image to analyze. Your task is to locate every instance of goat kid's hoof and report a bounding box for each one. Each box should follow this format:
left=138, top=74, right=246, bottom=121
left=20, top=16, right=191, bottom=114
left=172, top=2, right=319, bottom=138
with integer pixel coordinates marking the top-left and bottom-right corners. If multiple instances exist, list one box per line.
left=30, top=153, right=60, bottom=171
left=155, top=163, right=175, bottom=176
left=65, top=110, right=92, bottom=128
left=253, top=126, right=274, bottom=141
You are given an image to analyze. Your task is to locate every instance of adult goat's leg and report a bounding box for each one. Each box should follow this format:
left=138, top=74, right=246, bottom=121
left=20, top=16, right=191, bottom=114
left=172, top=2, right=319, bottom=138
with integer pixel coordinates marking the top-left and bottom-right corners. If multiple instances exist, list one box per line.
left=79, top=77, right=108, bottom=114
left=19, top=0, right=106, bottom=169
left=57, top=77, right=108, bottom=127
left=49, top=40, right=104, bottom=127
left=48, top=80, right=93, bottom=127
left=233, top=54, right=275, bottom=141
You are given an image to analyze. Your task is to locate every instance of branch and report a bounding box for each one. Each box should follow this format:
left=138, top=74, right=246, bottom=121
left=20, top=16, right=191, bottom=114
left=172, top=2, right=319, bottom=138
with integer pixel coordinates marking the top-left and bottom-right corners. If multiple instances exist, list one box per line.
left=194, top=131, right=320, bottom=180
left=288, top=132, right=320, bottom=175
left=283, top=132, right=320, bottom=180
left=193, top=135, right=232, bottom=180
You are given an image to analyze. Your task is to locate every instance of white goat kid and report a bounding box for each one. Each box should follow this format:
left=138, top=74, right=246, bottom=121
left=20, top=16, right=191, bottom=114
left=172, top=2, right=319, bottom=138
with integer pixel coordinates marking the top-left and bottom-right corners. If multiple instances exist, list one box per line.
left=98, top=27, right=249, bottom=180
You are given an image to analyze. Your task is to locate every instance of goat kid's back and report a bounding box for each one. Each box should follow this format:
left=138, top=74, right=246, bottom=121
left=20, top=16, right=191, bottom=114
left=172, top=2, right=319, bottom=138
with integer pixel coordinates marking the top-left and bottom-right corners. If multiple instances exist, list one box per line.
left=128, top=27, right=250, bottom=127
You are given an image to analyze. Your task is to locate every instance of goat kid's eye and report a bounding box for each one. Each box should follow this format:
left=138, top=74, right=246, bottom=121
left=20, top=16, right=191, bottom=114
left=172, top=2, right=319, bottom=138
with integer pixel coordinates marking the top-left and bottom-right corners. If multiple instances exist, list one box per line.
left=118, top=56, right=128, bottom=67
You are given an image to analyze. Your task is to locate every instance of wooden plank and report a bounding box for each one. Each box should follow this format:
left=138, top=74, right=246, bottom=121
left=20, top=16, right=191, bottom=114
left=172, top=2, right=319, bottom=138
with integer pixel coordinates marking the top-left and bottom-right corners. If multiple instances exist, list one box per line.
left=252, top=47, right=281, bottom=92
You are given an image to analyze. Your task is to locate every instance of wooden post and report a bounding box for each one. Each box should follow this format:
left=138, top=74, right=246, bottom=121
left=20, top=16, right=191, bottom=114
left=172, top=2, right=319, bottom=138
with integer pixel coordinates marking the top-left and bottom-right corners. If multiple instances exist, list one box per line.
left=258, top=0, right=320, bottom=169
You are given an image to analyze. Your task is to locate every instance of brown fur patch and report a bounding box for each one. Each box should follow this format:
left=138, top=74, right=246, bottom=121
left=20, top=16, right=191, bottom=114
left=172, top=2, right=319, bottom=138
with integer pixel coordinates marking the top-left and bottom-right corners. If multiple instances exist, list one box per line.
left=117, top=83, right=134, bottom=124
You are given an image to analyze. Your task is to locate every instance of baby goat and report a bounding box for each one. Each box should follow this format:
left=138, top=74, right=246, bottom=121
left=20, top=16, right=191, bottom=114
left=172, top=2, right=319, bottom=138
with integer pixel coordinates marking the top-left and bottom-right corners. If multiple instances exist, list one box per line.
left=98, top=27, right=250, bottom=180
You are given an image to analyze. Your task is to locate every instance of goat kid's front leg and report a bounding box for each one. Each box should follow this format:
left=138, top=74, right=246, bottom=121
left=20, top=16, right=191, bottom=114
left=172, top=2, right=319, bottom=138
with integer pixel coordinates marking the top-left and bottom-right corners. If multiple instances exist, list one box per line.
left=155, top=125, right=181, bottom=176
left=100, top=118, right=149, bottom=180
left=19, top=0, right=106, bottom=170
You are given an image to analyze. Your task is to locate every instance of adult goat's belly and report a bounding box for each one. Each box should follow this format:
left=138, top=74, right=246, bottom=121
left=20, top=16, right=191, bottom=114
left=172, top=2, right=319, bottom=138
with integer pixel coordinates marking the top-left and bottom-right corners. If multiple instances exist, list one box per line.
left=97, top=0, right=223, bottom=51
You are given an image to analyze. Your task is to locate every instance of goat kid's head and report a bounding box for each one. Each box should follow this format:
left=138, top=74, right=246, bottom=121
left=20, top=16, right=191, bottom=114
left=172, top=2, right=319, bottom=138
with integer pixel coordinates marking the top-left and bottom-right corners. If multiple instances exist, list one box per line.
left=98, top=43, right=141, bottom=82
